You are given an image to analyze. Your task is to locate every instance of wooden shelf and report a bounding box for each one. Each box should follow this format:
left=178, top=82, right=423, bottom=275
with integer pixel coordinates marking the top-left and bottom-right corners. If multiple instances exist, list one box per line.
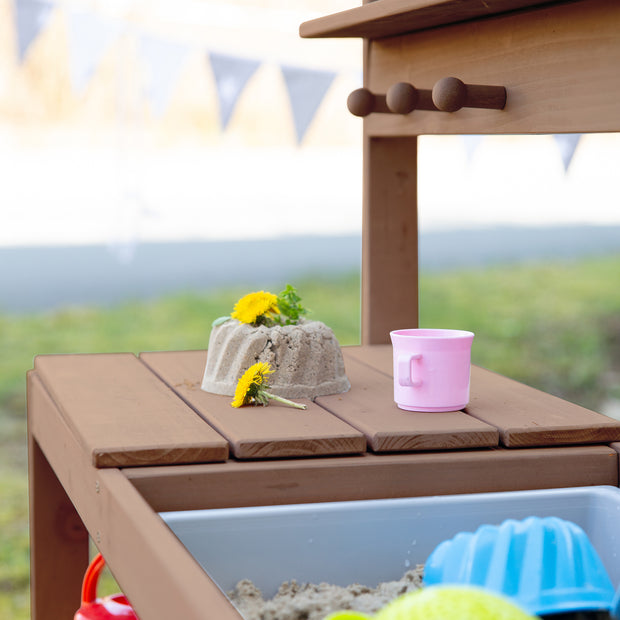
left=299, top=0, right=555, bottom=39
left=33, top=346, right=620, bottom=468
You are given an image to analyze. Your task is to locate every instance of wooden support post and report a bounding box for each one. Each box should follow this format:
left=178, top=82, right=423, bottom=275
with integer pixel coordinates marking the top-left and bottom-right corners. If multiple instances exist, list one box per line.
left=362, top=135, right=419, bottom=344
left=28, top=434, right=89, bottom=620
left=28, top=369, right=240, bottom=620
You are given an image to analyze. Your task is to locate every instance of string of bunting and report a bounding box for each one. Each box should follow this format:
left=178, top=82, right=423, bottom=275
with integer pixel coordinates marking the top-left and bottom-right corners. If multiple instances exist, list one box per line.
left=10, top=0, right=342, bottom=143
left=11, top=0, right=582, bottom=162
left=462, top=134, right=582, bottom=172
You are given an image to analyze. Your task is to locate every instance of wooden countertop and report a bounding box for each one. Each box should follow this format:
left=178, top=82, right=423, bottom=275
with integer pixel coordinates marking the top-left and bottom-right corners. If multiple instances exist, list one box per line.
left=33, top=346, right=620, bottom=468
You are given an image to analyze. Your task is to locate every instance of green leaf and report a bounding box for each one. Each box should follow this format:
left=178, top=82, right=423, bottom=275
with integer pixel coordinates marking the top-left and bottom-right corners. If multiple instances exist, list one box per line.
left=277, top=284, right=309, bottom=325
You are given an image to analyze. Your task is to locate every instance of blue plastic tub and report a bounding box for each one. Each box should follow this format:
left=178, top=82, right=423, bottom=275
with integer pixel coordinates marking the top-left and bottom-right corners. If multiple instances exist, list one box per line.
left=160, top=485, right=620, bottom=600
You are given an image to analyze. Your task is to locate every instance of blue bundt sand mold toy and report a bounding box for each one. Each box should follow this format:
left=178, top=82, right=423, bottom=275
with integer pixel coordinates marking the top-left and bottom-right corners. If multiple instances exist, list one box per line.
left=423, top=516, right=616, bottom=617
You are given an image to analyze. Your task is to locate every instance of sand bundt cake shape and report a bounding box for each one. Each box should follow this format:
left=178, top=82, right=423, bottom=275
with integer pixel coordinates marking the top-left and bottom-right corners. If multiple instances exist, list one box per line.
left=202, top=319, right=350, bottom=399
left=201, top=287, right=350, bottom=400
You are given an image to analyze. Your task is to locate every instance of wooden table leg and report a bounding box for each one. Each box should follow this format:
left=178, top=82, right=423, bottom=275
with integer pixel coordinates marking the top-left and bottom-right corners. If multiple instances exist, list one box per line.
left=362, top=135, right=419, bottom=344
left=28, top=433, right=89, bottom=620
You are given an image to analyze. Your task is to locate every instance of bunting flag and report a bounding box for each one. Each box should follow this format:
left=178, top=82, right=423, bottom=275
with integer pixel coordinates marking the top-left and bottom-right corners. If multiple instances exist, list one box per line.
left=462, top=135, right=483, bottom=164
left=281, top=65, right=336, bottom=144
left=209, top=51, right=260, bottom=129
left=14, top=0, right=55, bottom=62
left=553, top=134, right=582, bottom=172
left=66, top=9, right=121, bottom=94
left=9, top=3, right=353, bottom=145
left=138, top=34, right=189, bottom=117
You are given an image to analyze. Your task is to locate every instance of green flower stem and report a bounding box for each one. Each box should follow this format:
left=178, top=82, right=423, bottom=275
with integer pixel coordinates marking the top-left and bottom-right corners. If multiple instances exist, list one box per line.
left=263, top=391, right=307, bottom=410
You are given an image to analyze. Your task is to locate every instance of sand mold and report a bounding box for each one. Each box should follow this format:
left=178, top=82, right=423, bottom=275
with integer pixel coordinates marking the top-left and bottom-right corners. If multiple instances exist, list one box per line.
left=202, top=319, right=351, bottom=399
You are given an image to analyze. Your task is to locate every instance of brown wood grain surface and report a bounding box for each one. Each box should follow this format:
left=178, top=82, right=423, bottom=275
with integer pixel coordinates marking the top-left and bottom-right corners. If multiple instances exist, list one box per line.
left=127, top=445, right=619, bottom=512
left=28, top=427, right=89, bottom=620
left=140, top=350, right=367, bottom=459
left=362, top=136, right=419, bottom=343
left=363, top=0, right=620, bottom=135
left=346, top=346, right=620, bottom=447
left=317, top=353, right=499, bottom=451
left=300, top=0, right=552, bottom=39
left=34, top=353, right=229, bottom=467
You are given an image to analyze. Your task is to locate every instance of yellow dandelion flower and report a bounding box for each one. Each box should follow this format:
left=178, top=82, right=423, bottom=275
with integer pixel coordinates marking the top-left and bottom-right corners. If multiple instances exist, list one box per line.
left=231, top=291, right=280, bottom=325
left=230, top=362, right=306, bottom=410
left=231, top=362, right=273, bottom=408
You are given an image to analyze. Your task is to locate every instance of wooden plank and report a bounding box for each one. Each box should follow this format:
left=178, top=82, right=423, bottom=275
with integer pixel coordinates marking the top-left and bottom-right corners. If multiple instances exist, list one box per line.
left=346, top=345, right=620, bottom=447
left=364, top=0, right=620, bottom=135
left=28, top=371, right=241, bottom=620
left=468, top=367, right=620, bottom=447
left=34, top=353, right=229, bottom=467
left=28, top=429, right=89, bottom=620
left=362, top=136, right=419, bottom=344
left=300, top=0, right=552, bottom=39
left=316, top=354, right=498, bottom=451
left=99, top=469, right=244, bottom=620
left=140, top=350, right=366, bottom=459
left=126, top=445, right=618, bottom=512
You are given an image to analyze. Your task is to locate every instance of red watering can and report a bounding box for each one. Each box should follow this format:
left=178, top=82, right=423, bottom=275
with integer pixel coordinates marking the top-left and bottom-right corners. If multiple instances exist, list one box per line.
left=74, top=553, right=139, bottom=619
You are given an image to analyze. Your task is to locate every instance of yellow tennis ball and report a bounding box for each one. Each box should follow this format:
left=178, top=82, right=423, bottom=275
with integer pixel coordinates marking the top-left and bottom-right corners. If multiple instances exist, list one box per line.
left=376, top=586, right=536, bottom=620
left=324, top=586, right=536, bottom=620
left=324, top=613, right=372, bottom=620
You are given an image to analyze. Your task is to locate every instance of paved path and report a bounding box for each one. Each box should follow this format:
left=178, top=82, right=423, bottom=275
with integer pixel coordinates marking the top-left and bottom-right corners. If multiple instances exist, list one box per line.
left=2, top=224, right=620, bottom=313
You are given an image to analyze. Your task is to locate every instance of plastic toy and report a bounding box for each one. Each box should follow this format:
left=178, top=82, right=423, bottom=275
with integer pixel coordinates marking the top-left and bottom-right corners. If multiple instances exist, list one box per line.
left=74, top=553, right=138, bottom=619
left=424, top=516, right=616, bottom=617
left=324, top=585, right=536, bottom=620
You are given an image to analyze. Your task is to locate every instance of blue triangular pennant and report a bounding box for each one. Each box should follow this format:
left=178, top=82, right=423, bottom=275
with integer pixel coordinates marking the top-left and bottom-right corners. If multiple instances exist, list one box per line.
left=281, top=65, right=336, bottom=144
left=66, top=9, right=121, bottom=94
left=553, top=134, right=582, bottom=172
left=14, top=0, right=55, bottom=62
left=462, top=135, right=483, bottom=164
left=137, top=33, right=189, bottom=117
left=209, top=52, right=260, bottom=129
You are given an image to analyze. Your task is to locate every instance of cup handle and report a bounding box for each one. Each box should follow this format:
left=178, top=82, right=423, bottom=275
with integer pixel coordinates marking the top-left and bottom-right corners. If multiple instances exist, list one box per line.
left=398, top=353, right=423, bottom=387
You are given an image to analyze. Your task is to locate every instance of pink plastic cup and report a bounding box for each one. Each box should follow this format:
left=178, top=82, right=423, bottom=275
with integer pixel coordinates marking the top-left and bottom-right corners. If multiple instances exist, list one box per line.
left=390, top=328, right=474, bottom=412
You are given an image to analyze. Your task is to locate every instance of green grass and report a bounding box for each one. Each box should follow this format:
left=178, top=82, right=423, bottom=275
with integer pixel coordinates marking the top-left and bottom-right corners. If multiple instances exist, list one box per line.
left=419, top=256, right=620, bottom=408
left=2, top=257, right=620, bottom=617
left=0, top=472, right=29, bottom=620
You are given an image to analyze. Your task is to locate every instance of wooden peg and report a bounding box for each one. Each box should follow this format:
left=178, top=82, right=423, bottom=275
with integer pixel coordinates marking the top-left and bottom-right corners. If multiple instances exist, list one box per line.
left=386, top=82, right=439, bottom=114
left=432, top=77, right=507, bottom=112
left=386, top=82, right=418, bottom=114
left=347, top=88, right=389, bottom=117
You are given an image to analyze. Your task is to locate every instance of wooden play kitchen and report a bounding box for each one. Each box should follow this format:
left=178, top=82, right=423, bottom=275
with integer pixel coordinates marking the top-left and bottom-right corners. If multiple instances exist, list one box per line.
left=28, top=1, right=620, bottom=619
